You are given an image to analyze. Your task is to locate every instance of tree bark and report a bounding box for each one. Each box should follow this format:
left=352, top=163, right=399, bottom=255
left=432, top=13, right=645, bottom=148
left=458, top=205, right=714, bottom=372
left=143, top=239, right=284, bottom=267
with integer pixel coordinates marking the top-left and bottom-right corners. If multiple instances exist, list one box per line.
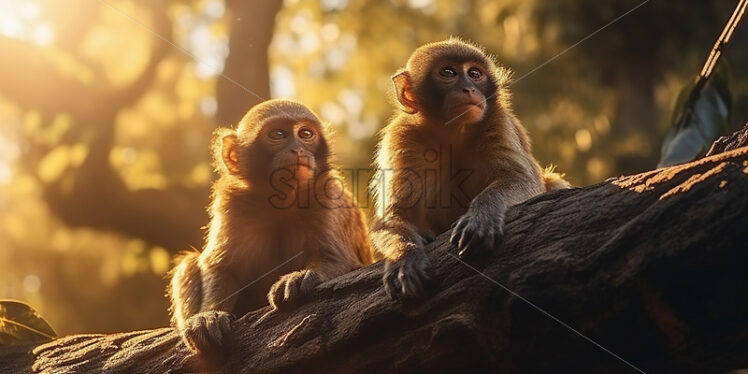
left=2, top=127, right=747, bottom=374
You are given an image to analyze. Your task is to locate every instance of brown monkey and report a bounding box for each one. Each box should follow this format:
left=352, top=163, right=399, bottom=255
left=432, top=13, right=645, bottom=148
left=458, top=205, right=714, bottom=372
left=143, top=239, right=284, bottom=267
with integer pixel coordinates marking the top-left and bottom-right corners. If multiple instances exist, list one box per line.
left=168, top=99, right=372, bottom=354
left=370, top=38, right=569, bottom=300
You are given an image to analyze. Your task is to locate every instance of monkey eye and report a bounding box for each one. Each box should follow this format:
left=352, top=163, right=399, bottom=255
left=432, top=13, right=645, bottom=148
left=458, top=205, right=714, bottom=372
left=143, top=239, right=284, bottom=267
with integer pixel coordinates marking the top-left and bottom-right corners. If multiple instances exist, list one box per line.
left=268, top=129, right=286, bottom=139
left=298, top=127, right=315, bottom=140
left=440, top=67, right=457, bottom=77
left=467, top=67, right=483, bottom=80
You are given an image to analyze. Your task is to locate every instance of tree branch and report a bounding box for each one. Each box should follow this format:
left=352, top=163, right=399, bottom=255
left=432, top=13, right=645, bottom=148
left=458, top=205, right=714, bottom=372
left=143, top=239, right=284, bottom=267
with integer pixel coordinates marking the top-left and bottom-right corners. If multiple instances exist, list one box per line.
left=2, top=125, right=747, bottom=373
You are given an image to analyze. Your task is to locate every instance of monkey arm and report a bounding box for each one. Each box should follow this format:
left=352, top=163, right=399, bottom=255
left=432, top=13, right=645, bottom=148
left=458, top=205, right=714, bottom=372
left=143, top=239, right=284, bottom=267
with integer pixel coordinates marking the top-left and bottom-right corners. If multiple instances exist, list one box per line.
left=268, top=222, right=371, bottom=309
left=369, top=153, right=429, bottom=261
left=471, top=175, right=537, bottom=212
left=370, top=212, right=426, bottom=261
left=370, top=214, right=432, bottom=300
left=267, top=254, right=352, bottom=310
left=450, top=174, right=541, bottom=258
left=267, top=269, right=320, bottom=310
left=266, top=189, right=374, bottom=310
left=370, top=164, right=435, bottom=300
left=266, top=200, right=374, bottom=310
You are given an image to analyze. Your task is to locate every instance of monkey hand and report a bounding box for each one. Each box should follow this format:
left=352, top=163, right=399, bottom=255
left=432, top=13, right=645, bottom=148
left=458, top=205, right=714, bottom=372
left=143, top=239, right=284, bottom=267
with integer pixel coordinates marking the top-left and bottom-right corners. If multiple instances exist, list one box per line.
left=450, top=208, right=505, bottom=258
left=268, top=269, right=321, bottom=310
left=180, top=310, right=234, bottom=357
left=383, top=247, right=432, bottom=301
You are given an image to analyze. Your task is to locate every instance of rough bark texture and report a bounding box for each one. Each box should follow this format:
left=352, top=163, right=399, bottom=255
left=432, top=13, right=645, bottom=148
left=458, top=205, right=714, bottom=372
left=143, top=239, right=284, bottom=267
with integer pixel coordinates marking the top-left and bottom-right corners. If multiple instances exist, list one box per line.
left=707, top=122, right=748, bottom=156
left=2, top=129, right=748, bottom=374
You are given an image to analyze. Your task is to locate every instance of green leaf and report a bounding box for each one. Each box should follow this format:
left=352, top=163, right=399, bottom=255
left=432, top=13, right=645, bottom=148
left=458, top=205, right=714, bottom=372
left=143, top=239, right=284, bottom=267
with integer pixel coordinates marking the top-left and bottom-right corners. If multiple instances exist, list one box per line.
left=658, top=64, right=732, bottom=167
left=0, top=300, right=57, bottom=346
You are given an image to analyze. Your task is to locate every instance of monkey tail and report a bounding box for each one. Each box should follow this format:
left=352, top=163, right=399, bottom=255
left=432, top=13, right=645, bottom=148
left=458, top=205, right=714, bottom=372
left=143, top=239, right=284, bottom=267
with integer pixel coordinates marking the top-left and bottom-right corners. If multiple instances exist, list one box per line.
left=167, top=251, right=203, bottom=329
left=542, top=165, right=571, bottom=191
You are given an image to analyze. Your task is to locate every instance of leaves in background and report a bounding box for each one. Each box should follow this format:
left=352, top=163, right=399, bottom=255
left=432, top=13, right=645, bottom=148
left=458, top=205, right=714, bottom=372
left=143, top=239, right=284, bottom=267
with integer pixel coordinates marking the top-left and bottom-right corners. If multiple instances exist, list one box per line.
left=658, top=63, right=732, bottom=167
left=0, top=300, right=57, bottom=346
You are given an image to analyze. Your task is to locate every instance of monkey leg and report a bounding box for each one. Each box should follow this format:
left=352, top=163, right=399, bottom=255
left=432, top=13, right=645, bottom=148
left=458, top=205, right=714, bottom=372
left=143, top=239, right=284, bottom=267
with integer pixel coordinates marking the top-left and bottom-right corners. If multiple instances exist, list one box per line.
left=181, top=310, right=233, bottom=357
left=171, top=253, right=238, bottom=355
left=169, top=252, right=203, bottom=330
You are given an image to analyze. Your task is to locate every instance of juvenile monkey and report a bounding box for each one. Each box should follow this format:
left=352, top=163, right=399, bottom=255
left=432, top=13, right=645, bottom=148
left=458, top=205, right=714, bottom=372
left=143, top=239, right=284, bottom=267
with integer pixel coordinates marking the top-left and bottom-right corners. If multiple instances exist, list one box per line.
left=169, top=99, right=372, bottom=354
left=371, top=38, right=569, bottom=301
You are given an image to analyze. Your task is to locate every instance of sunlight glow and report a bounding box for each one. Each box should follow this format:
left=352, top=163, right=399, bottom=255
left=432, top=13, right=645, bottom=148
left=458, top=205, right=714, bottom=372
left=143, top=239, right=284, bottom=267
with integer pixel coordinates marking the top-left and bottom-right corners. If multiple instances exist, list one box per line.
left=594, top=115, right=611, bottom=134
left=199, top=96, right=218, bottom=117
left=320, top=0, right=348, bottom=12
left=575, top=128, right=592, bottom=151
left=407, top=0, right=436, bottom=14
left=23, top=274, right=41, bottom=293
left=270, top=66, right=297, bottom=98
left=31, top=23, right=53, bottom=45
left=349, top=116, right=377, bottom=140
left=0, top=133, right=20, bottom=185
left=174, top=1, right=229, bottom=79
left=320, top=23, right=340, bottom=42
left=202, top=0, right=225, bottom=19
left=320, top=101, right=346, bottom=126
left=0, top=162, right=11, bottom=185
left=0, top=0, right=55, bottom=45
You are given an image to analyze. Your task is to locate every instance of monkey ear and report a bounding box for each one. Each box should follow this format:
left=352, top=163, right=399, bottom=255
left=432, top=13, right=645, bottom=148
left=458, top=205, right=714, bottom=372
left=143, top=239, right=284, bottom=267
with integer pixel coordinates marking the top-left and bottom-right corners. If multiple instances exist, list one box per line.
left=392, top=71, right=418, bottom=114
left=221, top=134, right=242, bottom=175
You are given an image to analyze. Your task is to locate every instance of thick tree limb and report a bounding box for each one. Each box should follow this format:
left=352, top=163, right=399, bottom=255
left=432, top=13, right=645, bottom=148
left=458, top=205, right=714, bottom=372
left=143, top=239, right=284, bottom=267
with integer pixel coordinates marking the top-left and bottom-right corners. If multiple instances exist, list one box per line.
left=2, top=128, right=747, bottom=373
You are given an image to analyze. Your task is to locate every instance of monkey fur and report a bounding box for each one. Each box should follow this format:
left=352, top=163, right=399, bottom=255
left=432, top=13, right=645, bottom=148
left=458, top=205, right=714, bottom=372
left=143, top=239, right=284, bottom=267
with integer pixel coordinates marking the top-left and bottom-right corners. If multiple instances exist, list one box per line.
left=370, top=38, right=569, bottom=301
left=168, top=99, right=372, bottom=355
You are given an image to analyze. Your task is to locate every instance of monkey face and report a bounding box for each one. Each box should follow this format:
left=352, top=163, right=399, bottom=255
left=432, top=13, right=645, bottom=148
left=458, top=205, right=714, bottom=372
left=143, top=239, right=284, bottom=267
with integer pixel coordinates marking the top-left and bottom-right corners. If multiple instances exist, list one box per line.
left=216, top=102, right=330, bottom=195
left=427, top=61, right=490, bottom=126
left=259, top=120, right=322, bottom=185
left=393, top=54, right=497, bottom=127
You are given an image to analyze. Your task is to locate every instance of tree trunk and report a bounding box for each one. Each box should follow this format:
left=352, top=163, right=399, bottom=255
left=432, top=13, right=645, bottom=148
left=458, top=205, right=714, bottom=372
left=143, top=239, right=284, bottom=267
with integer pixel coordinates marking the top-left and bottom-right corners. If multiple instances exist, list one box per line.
left=2, top=125, right=747, bottom=374
left=215, top=0, right=284, bottom=126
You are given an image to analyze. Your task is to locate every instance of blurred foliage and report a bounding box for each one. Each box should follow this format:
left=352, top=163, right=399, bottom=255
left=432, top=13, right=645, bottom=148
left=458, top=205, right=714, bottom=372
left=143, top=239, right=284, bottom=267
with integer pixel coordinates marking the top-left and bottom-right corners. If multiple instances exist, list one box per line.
left=0, top=299, right=56, bottom=345
left=0, top=0, right=746, bottom=335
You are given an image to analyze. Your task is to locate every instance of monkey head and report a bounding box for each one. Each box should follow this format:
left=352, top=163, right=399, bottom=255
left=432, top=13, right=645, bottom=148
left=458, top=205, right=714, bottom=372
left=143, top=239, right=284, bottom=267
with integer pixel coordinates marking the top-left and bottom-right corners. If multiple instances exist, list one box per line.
left=213, top=99, right=331, bottom=193
left=392, top=38, right=511, bottom=127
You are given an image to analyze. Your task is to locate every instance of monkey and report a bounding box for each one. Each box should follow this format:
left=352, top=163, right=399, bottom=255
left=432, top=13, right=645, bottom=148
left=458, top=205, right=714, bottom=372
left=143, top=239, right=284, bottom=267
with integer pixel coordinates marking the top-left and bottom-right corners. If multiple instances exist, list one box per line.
left=370, top=38, right=569, bottom=301
left=168, top=99, right=372, bottom=355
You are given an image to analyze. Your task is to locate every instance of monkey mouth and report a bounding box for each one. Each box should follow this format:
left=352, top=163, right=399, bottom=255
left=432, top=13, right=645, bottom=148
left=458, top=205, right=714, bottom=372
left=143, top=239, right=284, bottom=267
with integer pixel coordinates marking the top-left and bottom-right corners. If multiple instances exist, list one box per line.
left=454, top=100, right=485, bottom=111
left=285, top=161, right=313, bottom=170
left=298, top=160, right=314, bottom=168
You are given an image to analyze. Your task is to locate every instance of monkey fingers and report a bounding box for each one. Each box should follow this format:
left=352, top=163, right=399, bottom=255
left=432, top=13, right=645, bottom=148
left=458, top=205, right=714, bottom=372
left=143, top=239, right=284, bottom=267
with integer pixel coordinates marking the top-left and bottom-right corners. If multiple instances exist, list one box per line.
left=450, top=211, right=505, bottom=258
left=383, top=248, right=432, bottom=301
left=268, top=269, right=321, bottom=310
left=181, top=310, right=234, bottom=356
